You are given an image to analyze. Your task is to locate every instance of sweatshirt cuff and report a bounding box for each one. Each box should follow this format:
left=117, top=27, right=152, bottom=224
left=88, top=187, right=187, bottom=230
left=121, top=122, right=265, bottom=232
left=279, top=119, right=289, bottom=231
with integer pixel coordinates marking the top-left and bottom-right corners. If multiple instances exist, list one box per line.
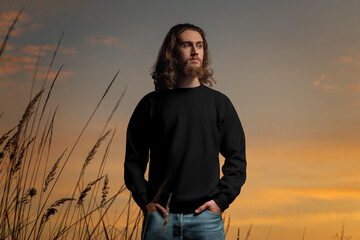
left=213, top=193, right=230, bottom=212
left=132, top=192, right=150, bottom=210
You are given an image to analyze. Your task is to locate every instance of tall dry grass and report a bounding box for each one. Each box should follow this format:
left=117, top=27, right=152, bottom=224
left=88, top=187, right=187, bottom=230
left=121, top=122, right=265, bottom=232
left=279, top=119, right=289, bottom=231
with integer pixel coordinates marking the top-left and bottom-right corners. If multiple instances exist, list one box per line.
left=0, top=8, right=142, bottom=240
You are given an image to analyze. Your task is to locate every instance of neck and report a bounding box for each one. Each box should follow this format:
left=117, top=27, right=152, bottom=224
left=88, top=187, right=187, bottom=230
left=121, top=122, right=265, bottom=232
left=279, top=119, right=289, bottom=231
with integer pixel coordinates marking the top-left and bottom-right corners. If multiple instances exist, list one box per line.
left=176, top=76, right=200, bottom=88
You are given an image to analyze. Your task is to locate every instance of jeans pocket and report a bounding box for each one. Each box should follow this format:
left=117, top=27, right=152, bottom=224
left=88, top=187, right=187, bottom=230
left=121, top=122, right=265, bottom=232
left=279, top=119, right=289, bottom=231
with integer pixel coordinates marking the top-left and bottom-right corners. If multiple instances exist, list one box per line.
left=147, top=210, right=158, bottom=217
left=205, top=209, right=222, bottom=217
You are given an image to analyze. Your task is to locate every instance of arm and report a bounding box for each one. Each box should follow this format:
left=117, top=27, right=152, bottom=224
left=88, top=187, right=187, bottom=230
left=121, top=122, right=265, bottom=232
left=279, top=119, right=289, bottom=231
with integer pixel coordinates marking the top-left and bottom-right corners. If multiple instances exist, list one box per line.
left=124, top=97, right=151, bottom=210
left=213, top=96, right=247, bottom=211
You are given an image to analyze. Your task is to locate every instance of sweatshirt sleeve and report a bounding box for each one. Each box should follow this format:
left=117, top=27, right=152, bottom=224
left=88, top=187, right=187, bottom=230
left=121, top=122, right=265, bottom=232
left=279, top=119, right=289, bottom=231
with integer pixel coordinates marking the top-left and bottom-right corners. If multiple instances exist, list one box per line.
left=124, top=96, right=151, bottom=210
left=213, top=96, right=247, bottom=211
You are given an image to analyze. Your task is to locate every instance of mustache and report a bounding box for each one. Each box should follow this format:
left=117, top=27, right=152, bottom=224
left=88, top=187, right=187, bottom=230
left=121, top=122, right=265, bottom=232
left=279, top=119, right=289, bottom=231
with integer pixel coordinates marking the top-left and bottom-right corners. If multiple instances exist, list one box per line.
left=189, top=56, right=201, bottom=61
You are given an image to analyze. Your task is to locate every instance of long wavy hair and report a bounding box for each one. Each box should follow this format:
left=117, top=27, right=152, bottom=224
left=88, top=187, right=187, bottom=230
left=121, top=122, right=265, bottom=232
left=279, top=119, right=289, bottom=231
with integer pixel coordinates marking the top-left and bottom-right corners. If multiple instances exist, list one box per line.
left=151, top=23, right=216, bottom=91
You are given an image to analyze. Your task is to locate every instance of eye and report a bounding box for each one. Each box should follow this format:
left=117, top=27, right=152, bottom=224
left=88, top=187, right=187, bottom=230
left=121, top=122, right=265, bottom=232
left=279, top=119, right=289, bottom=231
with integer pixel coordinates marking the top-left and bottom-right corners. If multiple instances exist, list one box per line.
left=183, top=43, right=191, bottom=48
left=196, top=43, right=203, bottom=49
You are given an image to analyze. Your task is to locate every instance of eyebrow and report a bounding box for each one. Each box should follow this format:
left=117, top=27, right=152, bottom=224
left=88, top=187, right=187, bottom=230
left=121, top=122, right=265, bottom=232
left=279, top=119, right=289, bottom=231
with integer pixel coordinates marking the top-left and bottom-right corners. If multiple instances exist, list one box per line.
left=179, top=41, right=204, bottom=45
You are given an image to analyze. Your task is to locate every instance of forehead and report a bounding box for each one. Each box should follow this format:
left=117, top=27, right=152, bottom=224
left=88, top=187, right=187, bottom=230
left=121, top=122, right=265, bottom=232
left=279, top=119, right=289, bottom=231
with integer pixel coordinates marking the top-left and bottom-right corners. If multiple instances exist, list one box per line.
left=177, top=30, right=203, bottom=42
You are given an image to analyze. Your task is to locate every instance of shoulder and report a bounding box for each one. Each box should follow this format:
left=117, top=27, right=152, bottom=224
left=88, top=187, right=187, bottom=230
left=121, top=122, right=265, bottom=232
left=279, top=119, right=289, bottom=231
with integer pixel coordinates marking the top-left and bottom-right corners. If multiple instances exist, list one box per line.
left=134, top=89, right=171, bottom=113
left=202, top=84, right=233, bottom=106
left=140, top=88, right=170, bottom=101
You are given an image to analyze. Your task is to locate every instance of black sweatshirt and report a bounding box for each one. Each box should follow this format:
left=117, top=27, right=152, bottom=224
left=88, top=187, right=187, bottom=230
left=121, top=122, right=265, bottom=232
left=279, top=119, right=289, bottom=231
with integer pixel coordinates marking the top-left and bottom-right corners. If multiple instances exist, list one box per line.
left=124, top=83, right=246, bottom=213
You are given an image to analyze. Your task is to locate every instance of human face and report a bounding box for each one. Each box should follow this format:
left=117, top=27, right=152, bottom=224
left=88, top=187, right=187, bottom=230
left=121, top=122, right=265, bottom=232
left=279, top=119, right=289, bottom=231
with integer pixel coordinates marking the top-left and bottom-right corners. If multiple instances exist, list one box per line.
left=175, top=30, right=204, bottom=70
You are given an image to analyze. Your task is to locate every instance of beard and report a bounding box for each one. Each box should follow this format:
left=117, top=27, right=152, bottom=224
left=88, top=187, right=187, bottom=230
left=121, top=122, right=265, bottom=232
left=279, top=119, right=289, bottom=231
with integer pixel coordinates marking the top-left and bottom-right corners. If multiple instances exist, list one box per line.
left=179, top=59, right=205, bottom=78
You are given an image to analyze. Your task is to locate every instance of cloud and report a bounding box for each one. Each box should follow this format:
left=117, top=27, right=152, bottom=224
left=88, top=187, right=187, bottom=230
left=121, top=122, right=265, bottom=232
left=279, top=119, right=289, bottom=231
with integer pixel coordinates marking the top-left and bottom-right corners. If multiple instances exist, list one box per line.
left=22, top=45, right=53, bottom=56
left=320, top=73, right=330, bottom=81
left=268, top=187, right=360, bottom=200
left=21, top=45, right=77, bottom=56
left=5, top=43, right=15, bottom=51
left=88, top=34, right=135, bottom=51
left=0, top=55, right=37, bottom=76
left=23, top=66, right=75, bottom=83
left=340, top=56, right=353, bottom=63
left=230, top=186, right=360, bottom=226
left=322, top=84, right=338, bottom=90
left=314, top=73, right=330, bottom=88
left=0, top=11, right=30, bottom=37
left=0, top=52, right=75, bottom=84
left=0, top=79, right=30, bottom=90
left=60, top=46, right=76, bottom=55
left=0, top=11, right=44, bottom=38
left=47, top=70, right=75, bottom=82
left=316, top=49, right=360, bottom=106
left=348, top=85, right=360, bottom=92
left=240, top=187, right=360, bottom=210
left=232, top=210, right=360, bottom=227
left=28, top=23, right=44, bottom=31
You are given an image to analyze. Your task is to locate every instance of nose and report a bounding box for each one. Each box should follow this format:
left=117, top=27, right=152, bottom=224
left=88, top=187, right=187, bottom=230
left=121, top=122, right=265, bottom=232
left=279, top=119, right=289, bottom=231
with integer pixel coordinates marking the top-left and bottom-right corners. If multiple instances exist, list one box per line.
left=191, top=44, right=198, bottom=55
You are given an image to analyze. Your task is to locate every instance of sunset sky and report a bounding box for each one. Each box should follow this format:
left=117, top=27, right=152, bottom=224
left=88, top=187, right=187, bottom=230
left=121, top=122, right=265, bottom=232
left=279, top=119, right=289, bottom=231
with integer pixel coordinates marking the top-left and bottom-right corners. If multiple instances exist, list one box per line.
left=1, top=0, right=360, bottom=239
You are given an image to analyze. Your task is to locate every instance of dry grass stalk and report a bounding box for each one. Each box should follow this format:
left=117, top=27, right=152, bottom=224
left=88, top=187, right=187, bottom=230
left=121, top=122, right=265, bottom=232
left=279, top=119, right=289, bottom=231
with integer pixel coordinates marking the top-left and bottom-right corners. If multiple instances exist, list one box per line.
left=126, top=208, right=143, bottom=240
left=302, top=227, right=306, bottom=240
left=77, top=176, right=104, bottom=206
left=265, top=224, right=272, bottom=240
left=224, top=214, right=230, bottom=237
left=42, top=198, right=75, bottom=223
left=40, top=31, right=64, bottom=91
left=11, top=137, right=35, bottom=175
left=244, top=224, right=252, bottom=240
left=0, top=7, right=24, bottom=58
left=43, top=149, right=67, bottom=192
left=21, top=188, right=37, bottom=204
left=3, top=90, right=43, bottom=155
left=101, top=174, right=109, bottom=206
left=82, top=130, right=111, bottom=173
left=17, top=90, right=44, bottom=140
left=100, top=83, right=128, bottom=136
left=161, top=192, right=173, bottom=233
left=332, top=221, right=351, bottom=240
left=0, top=126, right=17, bottom=147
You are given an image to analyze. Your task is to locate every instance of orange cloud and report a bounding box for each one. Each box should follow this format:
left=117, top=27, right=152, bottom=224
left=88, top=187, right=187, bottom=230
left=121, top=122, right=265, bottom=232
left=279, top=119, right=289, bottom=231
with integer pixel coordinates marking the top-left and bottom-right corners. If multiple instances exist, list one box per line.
left=348, top=85, right=360, bottom=92
left=88, top=34, right=135, bottom=51
left=21, top=45, right=76, bottom=56
left=0, top=79, right=31, bottom=90
left=5, top=43, right=15, bottom=51
left=0, top=11, right=30, bottom=37
left=24, top=66, right=75, bottom=83
left=21, top=45, right=53, bottom=55
left=48, top=71, right=75, bottom=82
left=60, top=46, right=77, bottom=55
left=320, top=73, right=330, bottom=81
left=340, top=56, right=353, bottom=63
left=269, top=188, right=360, bottom=200
left=231, top=210, right=360, bottom=227
left=322, top=84, right=337, bottom=90
left=28, top=23, right=44, bottom=31
left=0, top=55, right=37, bottom=76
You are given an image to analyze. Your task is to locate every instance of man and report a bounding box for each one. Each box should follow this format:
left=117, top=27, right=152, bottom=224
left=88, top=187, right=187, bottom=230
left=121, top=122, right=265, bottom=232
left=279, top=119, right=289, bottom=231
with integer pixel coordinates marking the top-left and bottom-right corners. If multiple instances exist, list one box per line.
left=124, top=23, right=246, bottom=240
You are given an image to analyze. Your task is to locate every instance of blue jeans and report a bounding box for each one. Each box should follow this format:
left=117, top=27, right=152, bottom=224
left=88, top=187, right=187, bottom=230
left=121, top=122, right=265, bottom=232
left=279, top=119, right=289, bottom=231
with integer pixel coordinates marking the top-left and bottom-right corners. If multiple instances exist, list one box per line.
left=141, top=210, right=225, bottom=240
